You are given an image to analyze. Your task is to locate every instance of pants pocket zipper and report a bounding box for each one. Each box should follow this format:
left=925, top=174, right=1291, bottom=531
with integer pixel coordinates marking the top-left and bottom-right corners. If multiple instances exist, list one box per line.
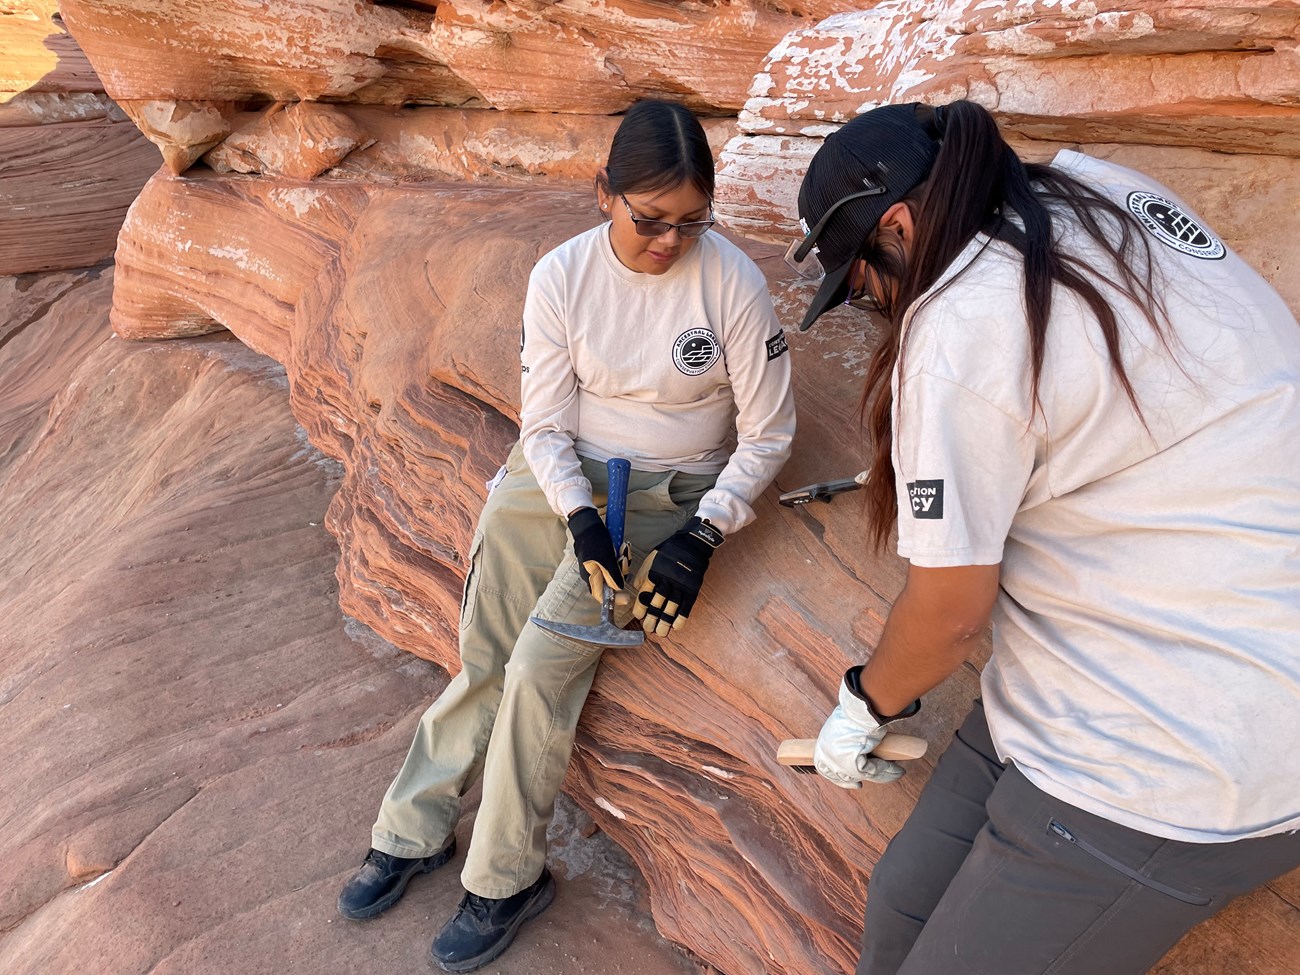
left=1047, top=820, right=1211, bottom=906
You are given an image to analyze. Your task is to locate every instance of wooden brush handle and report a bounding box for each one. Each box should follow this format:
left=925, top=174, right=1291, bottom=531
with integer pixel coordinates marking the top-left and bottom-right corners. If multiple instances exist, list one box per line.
left=777, top=733, right=928, bottom=766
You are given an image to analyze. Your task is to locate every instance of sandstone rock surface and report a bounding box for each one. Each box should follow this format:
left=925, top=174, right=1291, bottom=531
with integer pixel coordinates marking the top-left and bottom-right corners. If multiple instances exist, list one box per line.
left=52, top=0, right=841, bottom=175
left=715, top=1, right=1300, bottom=242
left=0, top=1, right=160, bottom=273
left=733, top=2, right=1300, bottom=143
left=0, top=118, right=162, bottom=273
left=1, top=0, right=104, bottom=122
left=56, top=0, right=840, bottom=119
left=0, top=269, right=700, bottom=975
left=201, top=103, right=737, bottom=185
left=205, top=102, right=372, bottom=181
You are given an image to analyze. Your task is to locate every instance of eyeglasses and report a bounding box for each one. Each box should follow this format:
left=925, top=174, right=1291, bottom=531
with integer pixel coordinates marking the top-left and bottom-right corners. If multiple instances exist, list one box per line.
left=844, top=261, right=880, bottom=311
left=783, top=178, right=888, bottom=280
left=620, top=195, right=715, bottom=239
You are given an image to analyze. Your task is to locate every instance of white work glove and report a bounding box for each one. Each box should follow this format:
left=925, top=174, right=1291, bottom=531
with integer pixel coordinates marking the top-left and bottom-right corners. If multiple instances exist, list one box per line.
left=813, top=667, right=919, bottom=789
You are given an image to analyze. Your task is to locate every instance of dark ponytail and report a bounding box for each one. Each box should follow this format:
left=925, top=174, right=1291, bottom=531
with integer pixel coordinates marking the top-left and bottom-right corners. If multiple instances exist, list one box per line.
left=859, top=100, right=1168, bottom=548
left=596, top=99, right=714, bottom=202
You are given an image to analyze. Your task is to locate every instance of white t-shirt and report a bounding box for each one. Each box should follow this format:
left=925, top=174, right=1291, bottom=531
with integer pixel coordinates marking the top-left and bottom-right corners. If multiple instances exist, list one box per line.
left=519, top=224, right=796, bottom=535
left=893, top=151, right=1300, bottom=841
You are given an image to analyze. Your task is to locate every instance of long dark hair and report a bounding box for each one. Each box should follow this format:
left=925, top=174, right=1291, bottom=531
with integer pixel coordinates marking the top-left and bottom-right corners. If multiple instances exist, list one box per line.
left=859, top=100, right=1169, bottom=548
left=596, top=99, right=714, bottom=200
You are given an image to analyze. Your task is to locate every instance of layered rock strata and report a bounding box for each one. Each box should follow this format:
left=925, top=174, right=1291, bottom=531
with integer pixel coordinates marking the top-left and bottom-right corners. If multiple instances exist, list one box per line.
left=715, top=2, right=1300, bottom=244
left=0, top=1, right=160, bottom=273
left=0, top=274, right=698, bottom=975
left=56, top=0, right=856, bottom=173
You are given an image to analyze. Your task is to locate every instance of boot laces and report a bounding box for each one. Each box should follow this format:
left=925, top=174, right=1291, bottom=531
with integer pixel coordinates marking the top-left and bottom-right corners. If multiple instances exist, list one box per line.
left=463, top=892, right=493, bottom=922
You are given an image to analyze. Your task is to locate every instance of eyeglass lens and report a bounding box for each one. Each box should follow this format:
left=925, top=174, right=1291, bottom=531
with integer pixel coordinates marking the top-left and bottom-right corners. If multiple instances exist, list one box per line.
left=633, top=219, right=713, bottom=238
left=783, top=237, right=825, bottom=280
left=845, top=262, right=879, bottom=310
left=620, top=195, right=714, bottom=238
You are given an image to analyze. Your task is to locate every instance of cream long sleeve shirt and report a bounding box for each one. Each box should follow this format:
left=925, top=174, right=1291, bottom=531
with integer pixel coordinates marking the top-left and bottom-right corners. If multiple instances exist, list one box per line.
left=519, top=224, right=795, bottom=536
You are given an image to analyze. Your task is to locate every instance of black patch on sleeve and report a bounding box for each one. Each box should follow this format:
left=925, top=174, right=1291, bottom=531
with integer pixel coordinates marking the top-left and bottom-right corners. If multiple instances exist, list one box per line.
left=766, top=330, right=789, bottom=361
left=906, top=480, right=944, bottom=519
left=1126, top=191, right=1225, bottom=261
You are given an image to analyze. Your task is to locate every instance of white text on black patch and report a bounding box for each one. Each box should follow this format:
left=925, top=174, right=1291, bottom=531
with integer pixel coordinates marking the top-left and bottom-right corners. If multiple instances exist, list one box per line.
left=907, top=480, right=944, bottom=519
left=766, top=330, right=789, bottom=361
left=673, top=328, right=721, bottom=376
left=1126, top=191, right=1225, bottom=261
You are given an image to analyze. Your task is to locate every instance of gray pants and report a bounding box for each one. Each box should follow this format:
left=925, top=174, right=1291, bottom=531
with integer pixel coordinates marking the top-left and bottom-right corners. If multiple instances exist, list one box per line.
left=371, top=443, right=714, bottom=898
left=860, top=701, right=1300, bottom=975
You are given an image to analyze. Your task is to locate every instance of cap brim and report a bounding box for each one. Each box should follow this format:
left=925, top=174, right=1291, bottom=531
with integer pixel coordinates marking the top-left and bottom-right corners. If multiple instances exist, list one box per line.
left=797, top=258, right=854, bottom=332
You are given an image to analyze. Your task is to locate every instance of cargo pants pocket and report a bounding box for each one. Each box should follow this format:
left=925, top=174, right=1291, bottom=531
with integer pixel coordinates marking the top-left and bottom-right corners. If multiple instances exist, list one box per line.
left=459, top=529, right=485, bottom=632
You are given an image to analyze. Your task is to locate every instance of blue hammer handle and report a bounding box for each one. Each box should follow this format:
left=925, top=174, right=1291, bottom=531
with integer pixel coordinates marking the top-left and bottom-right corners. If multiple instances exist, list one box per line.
left=526, top=454, right=643, bottom=647
left=605, top=457, right=631, bottom=552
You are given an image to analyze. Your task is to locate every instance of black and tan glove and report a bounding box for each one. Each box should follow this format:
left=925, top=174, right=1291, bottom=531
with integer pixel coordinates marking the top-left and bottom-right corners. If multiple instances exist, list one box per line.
left=567, top=506, right=628, bottom=603
left=632, top=517, right=724, bottom=636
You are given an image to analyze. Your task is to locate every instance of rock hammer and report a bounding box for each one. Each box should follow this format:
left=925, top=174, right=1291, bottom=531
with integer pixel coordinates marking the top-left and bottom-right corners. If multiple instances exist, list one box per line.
left=530, top=457, right=645, bottom=648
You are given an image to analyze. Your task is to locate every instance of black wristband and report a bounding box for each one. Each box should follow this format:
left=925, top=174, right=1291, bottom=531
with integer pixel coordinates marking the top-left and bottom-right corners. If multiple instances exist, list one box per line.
left=685, top=517, right=724, bottom=550
left=844, top=665, right=921, bottom=724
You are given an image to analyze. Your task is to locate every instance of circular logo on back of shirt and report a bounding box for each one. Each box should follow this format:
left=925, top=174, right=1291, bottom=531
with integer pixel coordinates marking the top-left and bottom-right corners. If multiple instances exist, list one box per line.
left=1126, top=191, right=1225, bottom=261
left=672, top=328, right=721, bottom=376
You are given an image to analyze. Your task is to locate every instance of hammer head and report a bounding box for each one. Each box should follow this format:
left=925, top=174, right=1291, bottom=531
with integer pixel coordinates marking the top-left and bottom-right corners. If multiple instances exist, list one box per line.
left=529, top=613, right=645, bottom=648
left=536, top=457, right=644, bottom=648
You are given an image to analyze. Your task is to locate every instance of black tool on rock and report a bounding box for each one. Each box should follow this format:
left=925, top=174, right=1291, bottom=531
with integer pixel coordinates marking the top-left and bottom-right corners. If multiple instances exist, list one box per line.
left=778, top=476, right=865, bottom=507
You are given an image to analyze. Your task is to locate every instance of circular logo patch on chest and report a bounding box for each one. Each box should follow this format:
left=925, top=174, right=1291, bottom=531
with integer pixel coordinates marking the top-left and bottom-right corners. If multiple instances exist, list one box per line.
left=672, top=328, right=721, bottom=376
left=1126, top=191, right=1225, bottom=261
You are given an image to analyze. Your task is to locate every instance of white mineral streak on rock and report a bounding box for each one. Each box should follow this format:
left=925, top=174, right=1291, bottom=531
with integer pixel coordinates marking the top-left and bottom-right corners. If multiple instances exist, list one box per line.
left=316, top=135, right=358, bottom=154
left=563, top=0, right=688, bottom=35
left=594, top=796, right=627, bottom=820
left=982, top=25, right=1057, bottom=55
left=396, top=130, right=446, bottom=173
left=982, top=7, right=1156, bottom=55
left=1102, top=11, right=1157, bottom=41
left=0, top=92, right=123, bottom=124
left=462, top=134, right=580, bottom=173
left=78, top=869, right=115, bottom=891
left=715, top=134, right=820, bottom=241
left=268, top=187, right=325, bottom=218
left=208, top=245, right=278, bottom=281
left=737, top=5, right=968, bottom=138
left=724, top=8, right=966, bottom=233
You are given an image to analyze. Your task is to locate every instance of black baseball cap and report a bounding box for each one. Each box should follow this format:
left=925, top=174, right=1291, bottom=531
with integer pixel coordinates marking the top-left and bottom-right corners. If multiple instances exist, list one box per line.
left=795, top=103, right=942, bottom=331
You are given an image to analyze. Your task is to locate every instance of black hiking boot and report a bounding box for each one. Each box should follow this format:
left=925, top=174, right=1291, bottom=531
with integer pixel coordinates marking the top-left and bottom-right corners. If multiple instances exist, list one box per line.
left=337, top=839, right=456, bottom=920
left=429, top=868, right=556, bottom=972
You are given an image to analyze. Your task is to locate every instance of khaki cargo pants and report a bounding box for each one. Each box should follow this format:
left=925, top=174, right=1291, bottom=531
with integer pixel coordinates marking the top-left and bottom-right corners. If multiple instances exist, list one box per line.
left=371, top=442, right=715, bottom=898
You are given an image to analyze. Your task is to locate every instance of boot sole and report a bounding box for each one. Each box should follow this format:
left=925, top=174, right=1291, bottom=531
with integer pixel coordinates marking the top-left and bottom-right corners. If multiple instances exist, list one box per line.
left=431, top=873, right=556, bottom=973
left=337, top=840, right=456, bottom=921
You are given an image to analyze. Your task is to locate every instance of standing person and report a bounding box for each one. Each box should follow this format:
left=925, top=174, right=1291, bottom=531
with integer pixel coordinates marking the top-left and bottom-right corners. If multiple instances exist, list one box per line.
left=790, top=100, right=1300, bottom=974
left=337, top=98, right=795, bottom=973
